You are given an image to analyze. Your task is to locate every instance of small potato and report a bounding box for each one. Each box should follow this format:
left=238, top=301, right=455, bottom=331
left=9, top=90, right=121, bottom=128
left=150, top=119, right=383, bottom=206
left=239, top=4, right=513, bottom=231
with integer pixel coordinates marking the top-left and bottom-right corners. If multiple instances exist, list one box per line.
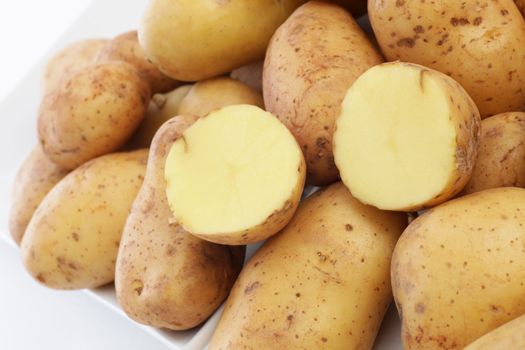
left=21, top=150, right=148, bottom=290
left=464, top=112, right=525, bottom=194
left=178, top=77, right=264, bottom=117
left=230, top=61, right=263, bottom=92
left=209, top=183, right=407, bottom=350
left=43, top=38, right=107, bottom=94
left=139, top=0, right=307, bottom=81
left=38, top=61, right=151, bottom=169
left=97, top=31, right=179, bottom=94
left=127, top=85, right=192, bottom=148
left=464, top=314, right=525, bottom=350
left=392, top=187, right=525, bottom=349
left=9, top=145, right=68, bottom=245
left=116, top=116, right=244, bottom=330
left=264, top=1, right=383, bottom=185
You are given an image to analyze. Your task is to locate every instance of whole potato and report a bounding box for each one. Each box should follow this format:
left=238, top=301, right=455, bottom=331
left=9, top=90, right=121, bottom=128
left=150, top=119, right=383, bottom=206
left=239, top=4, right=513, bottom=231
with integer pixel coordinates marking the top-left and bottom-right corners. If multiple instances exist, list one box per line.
left=464, top=112, right=525, bottom=194
left=230, top=61, right=263, bottom=93
left=178, top=77, right=264, bottom=117
left=392, top=187, right=525, bottom=349
left=210, top=183, right=406, bottom=350
left=97, top=31, right=179, bottom=94
left=464, top=314, right=525, bottom=350
left=116, top=116, right=245, bottom=330
left=139, top=0, right=307, bottom=81
left=43, top=38, right=107, bottom=94
left=264, top=1, right=383, bottom=185
left=38, top=61, right=151, bottom=169
left=9, top=145, right=68, bottom=245
left=21, top=150, right=147, bottom=290
left=368, top=0, right=525, bottom=117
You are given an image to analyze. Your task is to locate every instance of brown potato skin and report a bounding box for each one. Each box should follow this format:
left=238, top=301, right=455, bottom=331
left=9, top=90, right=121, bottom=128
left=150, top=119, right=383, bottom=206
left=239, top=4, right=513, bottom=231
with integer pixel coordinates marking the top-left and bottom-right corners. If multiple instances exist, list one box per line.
left=97, top=31, right=179, bottom=94
left=368, top=0, right=525, bottom=118
left=464, top=314, right=525, bottom=350
left=263, top=1, right=383, bottom=186
left=9, top=145, right=68, bottom=245
left=230, top=61, right=263, bottom=93
left=210, top=183, right=407, bottom=350
left=116, top=116, right=245, bottom=330
left=464, top=112, right=525, bottom=195
left=38, top=61, right=151, bottom=169
left=515, top=0, right=525, bottom=16
left=392, top=187, right=525, bottom=350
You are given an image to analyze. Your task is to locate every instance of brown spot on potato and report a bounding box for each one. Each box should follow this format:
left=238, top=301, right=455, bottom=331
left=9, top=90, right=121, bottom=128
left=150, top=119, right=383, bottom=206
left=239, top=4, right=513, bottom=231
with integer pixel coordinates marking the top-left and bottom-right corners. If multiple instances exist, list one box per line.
left=244, top=281, right=260, bottom=294
left=397, top=38, right=415, bottom=48
left=345, top=224, right=353, bottom=231
left=415, top=303, right=426, bottom=314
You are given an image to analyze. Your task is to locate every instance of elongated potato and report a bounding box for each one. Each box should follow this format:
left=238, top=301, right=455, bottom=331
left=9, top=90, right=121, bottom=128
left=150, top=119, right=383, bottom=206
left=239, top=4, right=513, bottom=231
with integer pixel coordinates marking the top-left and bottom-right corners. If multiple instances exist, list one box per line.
left=264, top=1, right=383, bottom=185
left=392, top=187, right=525, bottom=350
left=368, top=0, right=525, bottom=117
left=43, top=38, right=107, bottom=94
left=9, top=145, right=68, bottom=245
left=210, top=182, right=407, bottom=350
left=164, top=104, right=305, bottom=245
left=21, top=150, right=147, bottom=290
left=38, top=61, right=150, bottom=169
left=230, top=61, right=263, bottom=93
left=334, top=62, right=480, bottom=211
left=139, top=0, right=307, bottom=81
left=178, top=77, right=264, bottom=117
left=464, top=112, right=525, bottom=194
left=116, top=116, right=245, bottom=330
left=464, top=314, right=525, bottom=350
left=97, top=31, right=179, bottom=93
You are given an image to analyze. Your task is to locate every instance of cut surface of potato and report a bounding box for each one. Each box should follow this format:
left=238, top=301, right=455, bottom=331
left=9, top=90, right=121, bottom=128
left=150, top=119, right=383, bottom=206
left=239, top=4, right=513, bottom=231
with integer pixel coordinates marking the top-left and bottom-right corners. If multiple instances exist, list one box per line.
left=165, top=104, right=305, bottom=245
left=334, top=62, right=480, bottom=211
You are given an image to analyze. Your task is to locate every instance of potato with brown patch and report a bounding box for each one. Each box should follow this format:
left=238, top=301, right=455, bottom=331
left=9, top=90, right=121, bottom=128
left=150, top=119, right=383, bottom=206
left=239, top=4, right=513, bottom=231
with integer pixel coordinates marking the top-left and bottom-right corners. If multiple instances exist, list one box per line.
left=38, top=61, right=150, bottom=169
left=9, top=145, right=69, bottom=245
left=209, top=182, right=406, bottom=350
left=97, top=31, right=179, bottom=93
left=464, top=112, right=525, bottom=194
left=392, top=187, right=525, bottom=349
left=21, top=150, right=147, bottom=290
left=368, top=0, right=525, bottom=117
left=230, top=61, right=263, bottom=93
left=263, top=1, right=383, bottom=185
left=464, top=314, right=525, bottom=350
left=116, top=116, right=244, bottom=330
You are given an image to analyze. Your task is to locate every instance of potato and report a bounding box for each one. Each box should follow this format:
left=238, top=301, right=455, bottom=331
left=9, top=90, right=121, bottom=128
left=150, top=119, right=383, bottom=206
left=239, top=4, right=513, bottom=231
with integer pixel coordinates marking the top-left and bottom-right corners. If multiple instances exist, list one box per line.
left=97, top=31, right=179, bottom=94
left=9, top=145, right=68, bottom=245
left=464, top=314, right=525, bottom=350
left=209, top=182, right=407, bottom=350
left=392, top=187, right=525, bottom=349
left=21, top=150, right=148, bottom=290
left=116, top=116, right=244, bottom=330
left=178, top=77, right=264, bottom=117
left=164, top=104, right=305, bottom=245
left=368, top=0, right=525, bottom=117
left=38, top=61, right=151, bottom=169
left=139, top=0, right=307, bottom=81
left=230, top=61, right=263, bottom=93
left=43, top=38, right=107, bottom=94
left=263, top=1, right=383, bottom=186
left=333, top=62, right=480, bottom=211
left=127, top=85, right=192, bottom=148
left=464, top=112, right=525, bottom=194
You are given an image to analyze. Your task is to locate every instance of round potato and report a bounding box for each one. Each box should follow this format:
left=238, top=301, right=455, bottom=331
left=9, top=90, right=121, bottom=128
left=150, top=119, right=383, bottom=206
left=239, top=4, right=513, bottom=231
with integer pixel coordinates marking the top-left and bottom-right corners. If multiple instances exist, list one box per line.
left=38, top=61, right=151, bottom=169
left=230, top=61, right=263, bottom=93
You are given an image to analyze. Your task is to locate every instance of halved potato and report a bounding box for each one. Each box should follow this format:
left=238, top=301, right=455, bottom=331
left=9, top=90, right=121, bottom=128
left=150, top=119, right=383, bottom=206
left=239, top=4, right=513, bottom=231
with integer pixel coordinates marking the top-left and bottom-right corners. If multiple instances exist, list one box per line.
left=164, top=104, right=305, bottom=245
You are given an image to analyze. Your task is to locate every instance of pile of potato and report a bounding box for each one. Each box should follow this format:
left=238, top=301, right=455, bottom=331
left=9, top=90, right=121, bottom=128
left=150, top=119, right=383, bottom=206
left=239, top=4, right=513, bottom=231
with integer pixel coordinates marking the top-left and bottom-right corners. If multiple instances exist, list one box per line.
left=9, top=0, right=525, bottom=348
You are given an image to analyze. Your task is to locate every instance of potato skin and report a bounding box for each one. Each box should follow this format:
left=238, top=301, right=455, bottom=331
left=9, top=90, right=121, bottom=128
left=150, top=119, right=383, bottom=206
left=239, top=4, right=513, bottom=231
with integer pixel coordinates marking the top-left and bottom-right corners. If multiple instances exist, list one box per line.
left=515, top=0, right=525, bottom=16
left=9, top=145, right=68, bottom=245
left=38, top=61, right=151, bottom=169
left=43, top=39, right=107, bottom=94
left=464, top=314, right=525, bottom=350
left=210, top=183, right=406, bottom=350
left=116, top=116, right=245, bottom=330
left=230, top=61, right=263, bottom=93
left=97, top=31, right=179, bottom=94
left=368, top=0, right=525, bottom=118
left=263, top=1, right=383, bottom=185
left=21, top=150, right=148, bottom=290
left=464, top=112, right=525, bottom=194
left=392, top=187, right=525, bottom=349
left=139, top=0, right=307, bottom=81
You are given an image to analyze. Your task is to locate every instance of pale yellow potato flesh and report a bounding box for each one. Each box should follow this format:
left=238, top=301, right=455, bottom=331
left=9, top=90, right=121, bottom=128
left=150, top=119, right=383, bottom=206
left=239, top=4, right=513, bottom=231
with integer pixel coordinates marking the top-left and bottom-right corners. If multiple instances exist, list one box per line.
left=464, top=314, right=525, bottom=350
left=334, top=62, right=480, bottom=211
left=164, top=104, right=305, bottom=245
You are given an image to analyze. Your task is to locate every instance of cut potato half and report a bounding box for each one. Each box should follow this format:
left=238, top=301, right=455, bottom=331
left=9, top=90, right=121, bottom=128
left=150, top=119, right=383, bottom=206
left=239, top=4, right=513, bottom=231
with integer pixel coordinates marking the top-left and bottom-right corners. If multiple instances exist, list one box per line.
left=333, top=62, right=480, bottom=211
left=164, top=104, right=305, bottom=245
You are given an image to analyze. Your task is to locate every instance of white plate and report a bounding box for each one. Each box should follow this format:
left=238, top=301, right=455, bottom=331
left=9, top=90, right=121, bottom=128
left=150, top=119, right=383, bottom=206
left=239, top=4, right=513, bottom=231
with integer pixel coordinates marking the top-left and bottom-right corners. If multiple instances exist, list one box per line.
left=0, top=1, right=402, bottom=348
